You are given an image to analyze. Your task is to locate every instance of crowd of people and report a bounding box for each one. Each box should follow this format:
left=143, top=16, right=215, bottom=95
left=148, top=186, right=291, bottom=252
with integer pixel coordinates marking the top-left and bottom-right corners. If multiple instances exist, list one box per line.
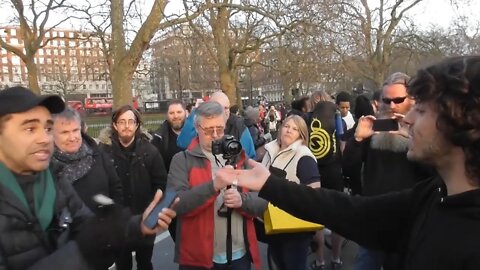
left=0, top=55, right=479, bottom=270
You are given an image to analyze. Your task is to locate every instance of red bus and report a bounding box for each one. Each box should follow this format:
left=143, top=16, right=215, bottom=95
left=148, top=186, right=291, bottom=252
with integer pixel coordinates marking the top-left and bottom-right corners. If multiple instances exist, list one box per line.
left=84, top=97, right=139, bottom=115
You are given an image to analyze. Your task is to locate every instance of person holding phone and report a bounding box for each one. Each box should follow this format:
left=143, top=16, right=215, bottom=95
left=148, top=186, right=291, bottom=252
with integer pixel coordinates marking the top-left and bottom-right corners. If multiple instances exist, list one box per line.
left=342, top=72, right=433, bottom=270
left=214, top=55, right=480, bottom=270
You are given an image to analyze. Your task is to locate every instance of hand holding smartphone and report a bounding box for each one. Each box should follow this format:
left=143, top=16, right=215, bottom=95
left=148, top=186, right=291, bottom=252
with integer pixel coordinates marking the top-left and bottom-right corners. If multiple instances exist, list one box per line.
left=143, top=190, right=178, bottom=229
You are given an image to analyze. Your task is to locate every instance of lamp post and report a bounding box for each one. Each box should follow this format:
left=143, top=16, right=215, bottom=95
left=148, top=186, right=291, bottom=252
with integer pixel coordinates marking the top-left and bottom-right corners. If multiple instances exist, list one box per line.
left=177, top=60, right=182, bottom=99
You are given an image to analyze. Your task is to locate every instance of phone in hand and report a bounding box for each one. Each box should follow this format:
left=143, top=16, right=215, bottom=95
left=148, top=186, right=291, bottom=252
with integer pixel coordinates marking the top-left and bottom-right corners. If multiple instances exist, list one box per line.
left=372, top=119, right=399, bottom=132
left=143, top=190, right=178, bottom=229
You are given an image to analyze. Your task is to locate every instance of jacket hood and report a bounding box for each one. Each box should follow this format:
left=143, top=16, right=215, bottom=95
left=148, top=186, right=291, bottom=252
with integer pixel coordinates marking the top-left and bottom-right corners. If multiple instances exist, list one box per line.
left=96, top=126, right=153, bottom=146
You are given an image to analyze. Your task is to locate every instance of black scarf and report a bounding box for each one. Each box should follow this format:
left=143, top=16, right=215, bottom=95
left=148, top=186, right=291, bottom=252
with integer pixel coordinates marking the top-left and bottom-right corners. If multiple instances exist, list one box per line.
left=51, top=142, right=94, bottom=184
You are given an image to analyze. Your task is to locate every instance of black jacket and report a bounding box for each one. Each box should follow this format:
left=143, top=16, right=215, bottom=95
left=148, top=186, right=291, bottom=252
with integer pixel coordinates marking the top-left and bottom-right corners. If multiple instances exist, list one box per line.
left=0, top=172, right=92, bottom=270
left=151, top=121, right=181, bottom=172
left=259, top=175, right=480, bottom=270
left=51, top=134, right=124, bottom=214
left=99, top=129, right=167, bottom=214
left=342, top=136, right=432, bottom=196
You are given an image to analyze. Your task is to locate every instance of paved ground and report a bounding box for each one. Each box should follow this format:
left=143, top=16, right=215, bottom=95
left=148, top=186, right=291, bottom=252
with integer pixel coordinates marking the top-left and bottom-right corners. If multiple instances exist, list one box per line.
left=114, top=231, right=359, bottom=270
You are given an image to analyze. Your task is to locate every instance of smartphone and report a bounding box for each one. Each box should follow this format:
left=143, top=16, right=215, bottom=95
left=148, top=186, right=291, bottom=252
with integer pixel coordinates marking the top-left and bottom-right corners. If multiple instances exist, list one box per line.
left=372, top=119, right=399, bottom=132
left=143, top=190, right=178, bottom=229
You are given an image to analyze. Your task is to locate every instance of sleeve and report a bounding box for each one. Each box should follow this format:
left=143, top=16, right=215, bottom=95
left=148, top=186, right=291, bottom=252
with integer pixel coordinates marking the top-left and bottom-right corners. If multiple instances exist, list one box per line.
left=258, top=175, right=413, bottom=251
left=148, top=146, right=168, bottom=192
left=342, top=136, right=368, bottom=174
left=240, top=191, right=268, bottom=217
left=166, top=152, right=218, bottom=217
left=27, top=241, right=92, bottom=270
left=240, top=128, right=256, bottom=159
left=102, top=151, right=124, bottom=205
left=296, top=156, right=320, bottom=185
left=177, top=109, right=197, bottom=149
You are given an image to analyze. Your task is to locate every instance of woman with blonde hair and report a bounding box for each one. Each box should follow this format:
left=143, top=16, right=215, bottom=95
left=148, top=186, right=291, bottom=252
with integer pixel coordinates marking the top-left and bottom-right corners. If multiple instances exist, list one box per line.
left=261, top=115, right=321, bottom=270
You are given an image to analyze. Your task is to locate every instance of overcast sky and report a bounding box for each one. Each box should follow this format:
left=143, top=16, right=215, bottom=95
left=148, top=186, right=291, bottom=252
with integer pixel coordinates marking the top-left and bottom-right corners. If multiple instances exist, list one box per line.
left=0, top=0, right=478, bottom=32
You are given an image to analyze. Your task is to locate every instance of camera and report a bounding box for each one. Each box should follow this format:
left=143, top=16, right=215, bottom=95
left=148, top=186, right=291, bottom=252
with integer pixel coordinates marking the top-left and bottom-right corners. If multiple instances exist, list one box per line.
left=212, top=135, right=242, bottom=162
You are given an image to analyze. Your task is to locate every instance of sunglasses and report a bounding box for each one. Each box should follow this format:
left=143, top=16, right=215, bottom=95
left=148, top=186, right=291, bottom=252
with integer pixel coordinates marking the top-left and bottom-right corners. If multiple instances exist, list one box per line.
left=382, top=96, right=408, bottom=104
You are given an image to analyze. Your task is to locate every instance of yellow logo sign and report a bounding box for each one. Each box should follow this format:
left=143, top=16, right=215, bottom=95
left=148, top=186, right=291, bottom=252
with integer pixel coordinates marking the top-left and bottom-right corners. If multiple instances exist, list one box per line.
left=309, top=118, right=331, bottom=159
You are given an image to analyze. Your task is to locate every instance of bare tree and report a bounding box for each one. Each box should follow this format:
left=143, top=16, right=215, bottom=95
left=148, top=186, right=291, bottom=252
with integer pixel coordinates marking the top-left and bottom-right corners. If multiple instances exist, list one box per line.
left=0, top=0, right=70, bottom=93
left=71, top=0, right=213, bottom=108
left=180, top=0, right=311, bottom=105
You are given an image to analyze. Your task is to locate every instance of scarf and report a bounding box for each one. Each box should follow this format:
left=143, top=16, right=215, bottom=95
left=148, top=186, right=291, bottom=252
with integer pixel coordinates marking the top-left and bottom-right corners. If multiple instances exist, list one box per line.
left=0, top=163, right=56, bottom=230
left=51, top=142, right=94, bottom=184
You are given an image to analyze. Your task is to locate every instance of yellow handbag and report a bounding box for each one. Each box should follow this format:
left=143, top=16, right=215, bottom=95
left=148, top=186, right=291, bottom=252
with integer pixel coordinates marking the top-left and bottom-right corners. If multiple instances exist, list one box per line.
left=263, top=203, right=324, bottom=234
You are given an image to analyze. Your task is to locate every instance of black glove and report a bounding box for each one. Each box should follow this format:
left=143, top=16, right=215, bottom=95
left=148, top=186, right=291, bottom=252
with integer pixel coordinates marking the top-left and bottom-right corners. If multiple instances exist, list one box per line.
left=75, top=204, right=131, bottom=268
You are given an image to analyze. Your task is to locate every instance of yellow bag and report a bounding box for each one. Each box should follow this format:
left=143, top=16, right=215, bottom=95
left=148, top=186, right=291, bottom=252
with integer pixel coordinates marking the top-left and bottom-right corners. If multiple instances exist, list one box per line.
left=263, top=203, right=323, bottom=234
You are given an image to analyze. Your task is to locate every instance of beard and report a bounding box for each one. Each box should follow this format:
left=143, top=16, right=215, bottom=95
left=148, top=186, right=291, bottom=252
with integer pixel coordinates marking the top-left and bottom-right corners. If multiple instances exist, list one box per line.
left=169, top=119, right=184, bottom=132
left=370, top=132, right=409, bottom=153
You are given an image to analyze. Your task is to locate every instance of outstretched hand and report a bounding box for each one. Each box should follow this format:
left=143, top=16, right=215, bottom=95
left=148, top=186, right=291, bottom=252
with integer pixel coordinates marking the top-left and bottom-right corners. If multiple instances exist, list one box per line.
left=216, top=159, right=271, bottom=191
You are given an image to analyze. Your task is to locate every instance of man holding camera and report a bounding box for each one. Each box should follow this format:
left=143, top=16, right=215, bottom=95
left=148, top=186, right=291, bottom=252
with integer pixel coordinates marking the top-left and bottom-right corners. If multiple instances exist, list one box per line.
left=342, top=73, right=432, bottom=270
left=167, top=101, right=266, bottom=270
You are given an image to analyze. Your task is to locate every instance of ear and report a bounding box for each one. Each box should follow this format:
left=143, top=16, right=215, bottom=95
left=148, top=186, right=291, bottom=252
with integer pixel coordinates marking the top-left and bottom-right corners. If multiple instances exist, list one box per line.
left=112, top=122, right=119, bottom=131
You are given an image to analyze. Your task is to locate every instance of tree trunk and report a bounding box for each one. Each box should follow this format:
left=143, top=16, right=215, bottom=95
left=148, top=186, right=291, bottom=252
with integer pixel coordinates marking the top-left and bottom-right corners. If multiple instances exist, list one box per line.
left=111, top=67, right=134, bottom=108
left=219, top=69, right=237, bottom=105
left=25, top=58, right=41, bottom=94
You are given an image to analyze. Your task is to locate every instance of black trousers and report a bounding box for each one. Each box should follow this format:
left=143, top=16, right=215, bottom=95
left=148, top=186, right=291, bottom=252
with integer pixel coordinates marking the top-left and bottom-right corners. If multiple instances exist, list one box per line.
left=115, top=236, right=155, bottom=270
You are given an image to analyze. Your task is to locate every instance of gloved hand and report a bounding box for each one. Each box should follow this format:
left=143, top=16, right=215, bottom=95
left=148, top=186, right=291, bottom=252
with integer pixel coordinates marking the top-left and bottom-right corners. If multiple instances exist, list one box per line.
left=74, top=203, right=131, bottom=268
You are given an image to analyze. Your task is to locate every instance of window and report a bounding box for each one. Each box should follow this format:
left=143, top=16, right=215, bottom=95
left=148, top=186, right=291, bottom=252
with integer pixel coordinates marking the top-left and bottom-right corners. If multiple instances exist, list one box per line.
left=12, top=57, right=20, bottom=65
left=46, top=58, right=52, bottom=64
left=39, top=57, right=44, bottom=64
left=2, top=57, right=7, bottom=64
left=69, top=32, right=74, bottom=38
left=10, top=38, right=18, bottom=45
left=69, top=41, right=75, bottom=47
left=60, top=50, right=65, bottom=56
left=10, top=29, right=16, bottom=36
left=39, top=49, right=44, bottom=56
left=60, top=32, right=64, bottom=37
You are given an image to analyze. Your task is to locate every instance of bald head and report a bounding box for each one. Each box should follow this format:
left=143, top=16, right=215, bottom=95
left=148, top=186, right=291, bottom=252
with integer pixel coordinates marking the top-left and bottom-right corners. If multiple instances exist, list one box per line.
left=210, top=91, right=231, bottom=118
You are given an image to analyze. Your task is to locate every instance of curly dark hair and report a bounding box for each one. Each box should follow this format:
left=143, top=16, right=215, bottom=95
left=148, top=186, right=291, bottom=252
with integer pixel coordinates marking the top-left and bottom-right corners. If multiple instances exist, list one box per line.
left=407, top=56, right=480, bottom=183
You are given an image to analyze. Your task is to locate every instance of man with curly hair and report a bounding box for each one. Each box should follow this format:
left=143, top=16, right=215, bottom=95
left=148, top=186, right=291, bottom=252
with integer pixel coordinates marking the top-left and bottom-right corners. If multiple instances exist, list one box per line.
left=214, top=56, right=480, bottom=270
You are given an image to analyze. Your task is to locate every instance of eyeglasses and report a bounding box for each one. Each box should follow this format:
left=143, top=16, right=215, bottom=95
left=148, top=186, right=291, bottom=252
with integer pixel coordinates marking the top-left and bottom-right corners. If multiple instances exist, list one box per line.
left=382, top=96, right=408, bottom=105
left=116, top=119, right=137, bottom=126
left=198, top=125, right=225, bottom=136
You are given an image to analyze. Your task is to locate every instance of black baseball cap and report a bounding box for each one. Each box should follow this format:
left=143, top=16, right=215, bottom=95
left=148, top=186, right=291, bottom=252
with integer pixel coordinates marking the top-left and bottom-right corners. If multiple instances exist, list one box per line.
left=0, top=86, right=65, bottom=117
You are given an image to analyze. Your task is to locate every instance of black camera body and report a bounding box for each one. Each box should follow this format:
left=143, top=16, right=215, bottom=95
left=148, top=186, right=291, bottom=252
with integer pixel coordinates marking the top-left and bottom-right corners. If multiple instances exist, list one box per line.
left=212, top=135, right=242, bottom=164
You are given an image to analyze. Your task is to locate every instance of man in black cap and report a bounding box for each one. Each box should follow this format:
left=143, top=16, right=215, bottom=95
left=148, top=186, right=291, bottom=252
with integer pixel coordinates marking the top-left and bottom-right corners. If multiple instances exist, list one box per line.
left=0, top=86, right=176, bottom=270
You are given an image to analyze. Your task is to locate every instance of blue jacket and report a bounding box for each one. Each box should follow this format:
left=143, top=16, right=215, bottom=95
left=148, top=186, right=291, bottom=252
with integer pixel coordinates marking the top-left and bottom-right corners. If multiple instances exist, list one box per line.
left=177, top=110, right=256, bottom=159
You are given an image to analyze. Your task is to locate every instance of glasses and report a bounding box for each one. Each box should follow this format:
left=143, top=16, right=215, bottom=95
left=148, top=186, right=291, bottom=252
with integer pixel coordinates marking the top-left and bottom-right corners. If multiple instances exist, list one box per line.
left=116, top=119, right=137, bottom=126
left=198, top=125, right=225, bottom=136
left=382, top=96, right=408, bottom=105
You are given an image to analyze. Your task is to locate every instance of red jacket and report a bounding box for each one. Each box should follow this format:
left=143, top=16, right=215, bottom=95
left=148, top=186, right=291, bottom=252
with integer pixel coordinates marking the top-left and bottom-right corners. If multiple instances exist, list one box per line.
left=172, top=138, right=261, bottom=269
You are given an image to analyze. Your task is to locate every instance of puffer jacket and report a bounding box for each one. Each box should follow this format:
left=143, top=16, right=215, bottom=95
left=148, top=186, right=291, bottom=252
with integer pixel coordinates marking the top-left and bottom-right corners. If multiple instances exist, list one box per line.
left=0, top=170, right=92, bottom=270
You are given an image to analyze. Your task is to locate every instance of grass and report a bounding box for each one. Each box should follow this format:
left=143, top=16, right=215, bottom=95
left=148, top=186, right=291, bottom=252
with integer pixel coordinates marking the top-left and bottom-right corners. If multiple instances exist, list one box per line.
left=84, top=112, right=166, bottom=138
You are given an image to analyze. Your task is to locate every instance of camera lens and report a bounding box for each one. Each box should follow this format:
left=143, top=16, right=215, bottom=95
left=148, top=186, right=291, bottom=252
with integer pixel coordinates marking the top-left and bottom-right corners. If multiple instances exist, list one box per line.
left=226, top=140, right=242, bottom=156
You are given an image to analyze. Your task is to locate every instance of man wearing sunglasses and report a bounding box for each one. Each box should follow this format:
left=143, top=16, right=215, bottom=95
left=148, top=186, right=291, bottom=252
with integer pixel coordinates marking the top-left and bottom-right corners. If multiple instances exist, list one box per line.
left=343, top=72, right=432, bottom=270
left=167, top=101, right=266, bottom=270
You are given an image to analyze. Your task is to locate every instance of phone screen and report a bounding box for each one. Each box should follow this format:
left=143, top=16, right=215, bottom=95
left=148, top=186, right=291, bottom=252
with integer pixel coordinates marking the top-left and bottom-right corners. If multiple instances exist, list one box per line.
left=372, top=119, right=399, bottom=132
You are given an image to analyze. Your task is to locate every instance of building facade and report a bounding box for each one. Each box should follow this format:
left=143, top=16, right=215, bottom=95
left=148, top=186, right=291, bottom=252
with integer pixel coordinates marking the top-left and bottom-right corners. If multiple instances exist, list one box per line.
left=0, top=26, right=111, bottom=98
